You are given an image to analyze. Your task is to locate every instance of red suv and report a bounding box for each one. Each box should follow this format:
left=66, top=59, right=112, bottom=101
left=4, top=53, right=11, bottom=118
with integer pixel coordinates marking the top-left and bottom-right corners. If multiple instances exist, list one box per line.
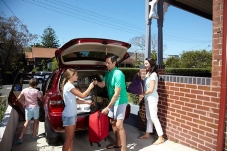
left=8, top=38, right=131, bottom=144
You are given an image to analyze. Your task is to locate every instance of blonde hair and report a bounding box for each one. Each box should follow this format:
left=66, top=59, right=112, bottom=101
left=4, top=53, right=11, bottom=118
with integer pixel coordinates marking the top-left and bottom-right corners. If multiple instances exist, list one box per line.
left=61, top=68, right=77, bottom=91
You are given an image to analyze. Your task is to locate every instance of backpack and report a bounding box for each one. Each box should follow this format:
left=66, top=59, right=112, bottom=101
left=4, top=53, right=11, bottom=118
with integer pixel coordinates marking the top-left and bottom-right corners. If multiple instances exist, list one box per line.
left=127, top=72, right=144, bottom=95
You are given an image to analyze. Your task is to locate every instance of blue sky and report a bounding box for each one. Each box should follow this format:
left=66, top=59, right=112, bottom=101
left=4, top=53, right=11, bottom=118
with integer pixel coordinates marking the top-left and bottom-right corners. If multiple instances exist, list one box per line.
left=0, top=0, right=212, bottom=58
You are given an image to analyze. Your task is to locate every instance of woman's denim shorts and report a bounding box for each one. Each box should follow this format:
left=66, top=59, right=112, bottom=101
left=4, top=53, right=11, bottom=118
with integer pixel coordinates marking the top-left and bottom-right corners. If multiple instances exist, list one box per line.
left=62, top=115, right=77, bottom=126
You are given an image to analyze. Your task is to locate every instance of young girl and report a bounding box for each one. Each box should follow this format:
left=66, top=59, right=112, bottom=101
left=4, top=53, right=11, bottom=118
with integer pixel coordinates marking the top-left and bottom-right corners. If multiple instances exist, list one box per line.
left=17, top=78, right=43, bottom=143
left=138, top=58, right=164, bottom=145
left=61, top=68, right=94, bottom=151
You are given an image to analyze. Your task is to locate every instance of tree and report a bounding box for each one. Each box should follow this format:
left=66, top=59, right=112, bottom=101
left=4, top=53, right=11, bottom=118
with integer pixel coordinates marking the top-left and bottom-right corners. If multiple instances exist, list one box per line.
left=41, top=26, right=60, bottom=48
left=165, top=57, right=181, bottom=68
left=0, top=14, right=38, bottom=71
left=129, top=34, right=166, bottom=63
left=180, top=50, right=212, bottom=68
left=51, top=57, right=58, bottom=71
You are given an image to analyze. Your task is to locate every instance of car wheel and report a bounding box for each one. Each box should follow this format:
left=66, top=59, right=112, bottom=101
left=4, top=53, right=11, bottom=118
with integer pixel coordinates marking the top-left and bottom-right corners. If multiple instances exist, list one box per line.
left=44, top=118, right=59, bottom=145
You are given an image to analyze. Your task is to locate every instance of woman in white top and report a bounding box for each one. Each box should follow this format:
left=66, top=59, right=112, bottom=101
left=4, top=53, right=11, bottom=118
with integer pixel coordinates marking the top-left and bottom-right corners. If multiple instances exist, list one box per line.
left=138, top=58, right=164, bottom=145
left=61, top=68, right=94, bottom=151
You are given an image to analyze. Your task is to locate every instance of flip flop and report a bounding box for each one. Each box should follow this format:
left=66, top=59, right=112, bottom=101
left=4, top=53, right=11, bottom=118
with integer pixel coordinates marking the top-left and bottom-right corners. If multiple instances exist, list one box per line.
left=31, top=137, right=38, bottom=140
left=152, top=139, right=165, bottom=145
left=137, top=135, right=150, bottom=139
left=106, top=144, right=122, bottom=149
left=17, top=139, right=23, bottom=144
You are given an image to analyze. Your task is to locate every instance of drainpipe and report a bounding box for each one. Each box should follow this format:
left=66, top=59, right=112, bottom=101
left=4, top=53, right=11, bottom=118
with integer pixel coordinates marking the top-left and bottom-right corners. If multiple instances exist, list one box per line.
left=217, top=0, right=227, bottom=151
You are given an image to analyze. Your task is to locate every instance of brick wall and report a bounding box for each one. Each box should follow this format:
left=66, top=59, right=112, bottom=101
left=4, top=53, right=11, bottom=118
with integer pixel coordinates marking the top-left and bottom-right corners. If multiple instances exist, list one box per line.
left=138, top=1, right=225, bottom=151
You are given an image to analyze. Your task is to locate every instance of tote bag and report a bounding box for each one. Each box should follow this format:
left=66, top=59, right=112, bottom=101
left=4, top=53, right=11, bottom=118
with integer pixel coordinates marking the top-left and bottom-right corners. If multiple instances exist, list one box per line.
left=127, top=72, right=143, bottom=95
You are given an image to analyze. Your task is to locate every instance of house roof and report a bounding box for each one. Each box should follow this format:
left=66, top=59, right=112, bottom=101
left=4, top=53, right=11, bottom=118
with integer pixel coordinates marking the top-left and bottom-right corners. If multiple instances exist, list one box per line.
left=32, top=47, right=57, bottom=58
left=25, top=52, right=32, bottom=59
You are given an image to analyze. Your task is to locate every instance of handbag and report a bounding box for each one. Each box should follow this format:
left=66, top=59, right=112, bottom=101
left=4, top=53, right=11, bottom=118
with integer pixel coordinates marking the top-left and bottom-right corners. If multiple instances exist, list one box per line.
left=127, top=72, right=143, bottom=95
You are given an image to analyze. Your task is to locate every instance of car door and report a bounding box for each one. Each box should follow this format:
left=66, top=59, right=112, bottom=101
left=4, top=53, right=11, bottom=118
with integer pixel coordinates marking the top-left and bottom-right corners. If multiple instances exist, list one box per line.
left=8, top=73, right=45, bottom=121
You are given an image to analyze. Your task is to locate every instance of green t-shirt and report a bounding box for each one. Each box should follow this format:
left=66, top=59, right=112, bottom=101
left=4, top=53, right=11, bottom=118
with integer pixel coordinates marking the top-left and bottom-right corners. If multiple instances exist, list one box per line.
left=103, top=67, right=128, bottom=106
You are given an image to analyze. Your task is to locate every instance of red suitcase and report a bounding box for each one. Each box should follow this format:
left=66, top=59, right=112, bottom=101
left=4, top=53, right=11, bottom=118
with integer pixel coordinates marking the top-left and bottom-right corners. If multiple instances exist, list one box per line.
left=88, top=110, right=109, bottom=147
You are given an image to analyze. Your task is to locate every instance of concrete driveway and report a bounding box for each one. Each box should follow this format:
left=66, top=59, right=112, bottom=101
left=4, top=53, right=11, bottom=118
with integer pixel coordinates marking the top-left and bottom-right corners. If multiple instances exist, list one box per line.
left=11, top=121, right=197, bottom=151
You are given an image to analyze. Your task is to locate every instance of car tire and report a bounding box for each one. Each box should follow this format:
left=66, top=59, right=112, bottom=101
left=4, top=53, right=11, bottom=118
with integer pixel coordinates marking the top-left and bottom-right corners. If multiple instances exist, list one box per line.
left=44, top=118, right=59, bottom=145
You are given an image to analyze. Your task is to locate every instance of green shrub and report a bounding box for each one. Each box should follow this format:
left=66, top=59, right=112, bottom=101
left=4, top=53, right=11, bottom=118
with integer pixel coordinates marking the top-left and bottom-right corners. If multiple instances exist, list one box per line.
left=0, top=97, right=7, bottom=122
left=119, top=68, right=140, bottom=82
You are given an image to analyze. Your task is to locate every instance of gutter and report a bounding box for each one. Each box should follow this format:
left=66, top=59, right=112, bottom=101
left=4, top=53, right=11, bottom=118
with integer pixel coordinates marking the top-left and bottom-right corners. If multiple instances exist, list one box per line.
left=217, top=0, right=227, bottom=151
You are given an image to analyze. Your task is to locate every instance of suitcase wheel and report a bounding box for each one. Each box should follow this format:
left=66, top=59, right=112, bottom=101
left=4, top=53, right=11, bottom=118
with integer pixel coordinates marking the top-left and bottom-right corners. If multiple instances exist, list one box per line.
left=90, top=142, right=93, bottom=146
left=97, top=143, right=101, bottom=147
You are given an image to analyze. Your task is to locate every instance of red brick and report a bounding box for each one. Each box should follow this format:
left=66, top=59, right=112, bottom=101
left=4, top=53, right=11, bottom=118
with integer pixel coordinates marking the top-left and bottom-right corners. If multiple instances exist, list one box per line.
left=175, top=83, right=186, bottom=88
left=175, top=118, right=186, bottom=124
left=191, top=89, right=204, bottom=95
left=203, top=102, right=218, bottom=108
left=197, top=95, right=211, bottom=101
left=193, top=119, right=205, bottom=126
left=185, top=102, right=196, bottom=108
left=175, top=91, right=185, bottom=97
left=165, top=82, right=175, bottom=86
left=199, top=126, right=213, bottom=133
left=196, top=105, right=210, bottom=112
left=169, top=95, right=180, bottom=100
left=190, top=99, right=203, bottom=105
left=204, top=91, right=218, bottom=97
left=180, top=97, right=190, bottom=102
left=181, top=115, right=192, bottom=121
left=175, top=100, right=185, bottom=106
left=200, top=115, right=214, bottom=123
left=186, top=84, right=197, bottom=89
left=176, top=109, right=186, bottom=115
left=185, top=93, right=196, bottom=99
left=206, top=122, right=218, bottom=129
left=192, top=128, right=205, bottom=135
left=169, top=86, right=180, bottom=91
left=194, top=109, right=206, bottom=115
left=180, top=88, right=191, bottom=93
left=181, top=123, right=192, bottom=130
left=187, top=112, right=199, bottom=119
left=198, top=85, right=211, bottom=91
left=182, top=106, right=193, bottom=112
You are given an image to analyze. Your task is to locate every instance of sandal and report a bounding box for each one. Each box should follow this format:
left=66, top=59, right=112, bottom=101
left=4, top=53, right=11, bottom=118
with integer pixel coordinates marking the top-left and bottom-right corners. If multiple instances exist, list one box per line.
left=137, top=135, right=150, bottom=139
left=17, top=139, right=23, bottom=144
left=152, top=138, right=165, bottom=145
left=106, top=144, right=122, bottom=149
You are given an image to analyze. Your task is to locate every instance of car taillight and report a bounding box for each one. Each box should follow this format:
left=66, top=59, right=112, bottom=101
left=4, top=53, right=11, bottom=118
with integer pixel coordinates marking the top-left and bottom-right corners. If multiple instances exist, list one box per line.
left=48, top=95, right=64, bottom=112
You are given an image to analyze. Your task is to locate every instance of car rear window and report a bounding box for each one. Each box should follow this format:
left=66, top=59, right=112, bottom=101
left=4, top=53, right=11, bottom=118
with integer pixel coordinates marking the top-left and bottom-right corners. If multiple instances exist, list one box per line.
left=62, top=51, right=114, bottom=62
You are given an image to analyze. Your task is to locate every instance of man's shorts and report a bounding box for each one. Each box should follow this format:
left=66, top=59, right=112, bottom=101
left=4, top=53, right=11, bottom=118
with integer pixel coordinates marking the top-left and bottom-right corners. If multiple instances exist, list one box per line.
left=62, top=115, right=77, bottom=127
left=108, top=104, right=127, bottom=120
left=25, top=106, right=39, bottom=120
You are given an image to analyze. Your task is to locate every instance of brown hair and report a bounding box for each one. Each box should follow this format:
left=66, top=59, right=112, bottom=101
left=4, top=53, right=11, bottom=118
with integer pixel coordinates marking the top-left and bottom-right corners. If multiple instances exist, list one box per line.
left=61, top=68, right=77, bottom=91
left=29, top=78, right=38, bottom=88
left=145, top=58, right=158, bottom=76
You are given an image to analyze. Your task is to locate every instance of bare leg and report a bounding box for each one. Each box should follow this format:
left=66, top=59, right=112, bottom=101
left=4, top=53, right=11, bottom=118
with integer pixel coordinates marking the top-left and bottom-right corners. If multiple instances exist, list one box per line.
left=19, top=120, right=30, bottom=140
left=116, top=119, right=126, bottom=151
left=110, top=118, right=121, bottom=146
left=62, top=123, right=76, bottom=151
left=32, top=119, right=39, bottom=138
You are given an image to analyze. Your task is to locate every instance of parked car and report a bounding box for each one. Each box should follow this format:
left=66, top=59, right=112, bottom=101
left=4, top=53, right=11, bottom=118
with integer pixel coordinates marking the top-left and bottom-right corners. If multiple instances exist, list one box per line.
left=34, top=71, right=52, bottom=83
left=8, top=38, right=131, bottom=145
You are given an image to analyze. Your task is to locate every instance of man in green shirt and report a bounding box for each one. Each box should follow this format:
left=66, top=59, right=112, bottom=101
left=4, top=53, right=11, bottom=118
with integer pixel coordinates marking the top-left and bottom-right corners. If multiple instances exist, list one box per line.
left=94, top=54, right=128, bottom=151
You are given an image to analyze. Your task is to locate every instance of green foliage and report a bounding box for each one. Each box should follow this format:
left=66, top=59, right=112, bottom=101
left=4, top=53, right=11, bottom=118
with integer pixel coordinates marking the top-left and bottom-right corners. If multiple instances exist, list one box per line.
left=0, top=14, right=38, bottom=71
left=0, top=97, right=7, bottom=122
left=32, top=67, right=39, bottom=72
left=165, top=57, right=180, bottom=68
left=165, top=68, right=211, bottom=75
left=119, top=68, right=140, bottom=82
left=126, top=82, right=139, bottom=105
left=41, top=59, right=47, bottom=71
left=51, top=57, right=58, bottom=71
left=180, top=50, right=212, bottom=68
left=41, top=26, right=60, bottom=48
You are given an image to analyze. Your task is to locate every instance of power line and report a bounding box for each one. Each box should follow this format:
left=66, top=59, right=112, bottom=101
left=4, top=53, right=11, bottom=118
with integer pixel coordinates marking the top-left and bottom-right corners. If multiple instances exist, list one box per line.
left=24, top=0, right=144, bottom=35
left=2, top=0, right=24, bottom=26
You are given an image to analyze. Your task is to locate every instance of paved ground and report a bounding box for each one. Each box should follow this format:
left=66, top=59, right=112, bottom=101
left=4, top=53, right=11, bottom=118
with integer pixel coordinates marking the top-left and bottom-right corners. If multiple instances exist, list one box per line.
left=12, top=121, right=198, bottom=151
